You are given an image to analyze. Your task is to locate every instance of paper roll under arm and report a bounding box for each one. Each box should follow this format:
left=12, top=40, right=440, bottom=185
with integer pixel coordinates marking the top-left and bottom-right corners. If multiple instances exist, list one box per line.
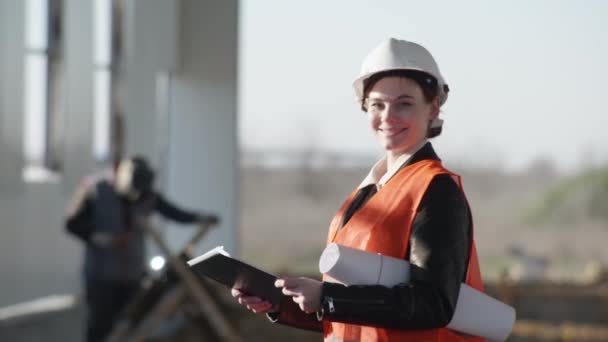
left=319, top=243, right=515, bottom=342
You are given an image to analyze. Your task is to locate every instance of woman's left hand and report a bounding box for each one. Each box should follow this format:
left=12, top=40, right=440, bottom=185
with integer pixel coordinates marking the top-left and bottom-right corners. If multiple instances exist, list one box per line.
left=275, top=277, right=322, bottom=313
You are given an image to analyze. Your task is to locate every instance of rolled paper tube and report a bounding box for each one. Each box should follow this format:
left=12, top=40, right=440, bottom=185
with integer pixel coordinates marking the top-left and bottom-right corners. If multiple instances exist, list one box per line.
left=319, top=243, right=515, bottom=342
left=319, top=242, right=410, bottom=286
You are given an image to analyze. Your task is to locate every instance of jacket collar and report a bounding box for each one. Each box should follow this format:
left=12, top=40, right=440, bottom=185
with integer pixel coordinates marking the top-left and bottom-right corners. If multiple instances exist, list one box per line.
left=359, top=141, right=441, bottom=190
left=405, top=141, right=441, bottom=166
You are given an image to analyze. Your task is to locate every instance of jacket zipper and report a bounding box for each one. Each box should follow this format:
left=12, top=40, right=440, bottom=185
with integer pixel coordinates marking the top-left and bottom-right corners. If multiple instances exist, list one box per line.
left=327, top=297, right=335, bottom=313
left=325, top=296, right=386, bottom=313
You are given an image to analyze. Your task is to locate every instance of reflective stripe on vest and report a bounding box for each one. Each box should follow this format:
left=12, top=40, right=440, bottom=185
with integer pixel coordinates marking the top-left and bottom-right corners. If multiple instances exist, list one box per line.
left=322, top=159, right=485, bottom=342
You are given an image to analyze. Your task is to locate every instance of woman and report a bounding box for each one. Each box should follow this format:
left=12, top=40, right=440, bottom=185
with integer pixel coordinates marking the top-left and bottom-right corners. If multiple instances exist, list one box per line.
left=233, top=38, right=485, bottom=342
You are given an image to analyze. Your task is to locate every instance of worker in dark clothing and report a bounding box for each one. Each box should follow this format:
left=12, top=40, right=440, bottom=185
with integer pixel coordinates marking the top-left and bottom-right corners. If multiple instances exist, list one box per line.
left=65, top=155, right=218, bottom=342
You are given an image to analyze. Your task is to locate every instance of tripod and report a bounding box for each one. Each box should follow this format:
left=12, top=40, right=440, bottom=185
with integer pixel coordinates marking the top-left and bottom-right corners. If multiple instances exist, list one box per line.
left=106, top=221, right=243, bottom=342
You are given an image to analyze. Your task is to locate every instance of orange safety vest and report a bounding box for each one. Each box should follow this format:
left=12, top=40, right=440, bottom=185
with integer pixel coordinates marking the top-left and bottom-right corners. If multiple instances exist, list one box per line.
left=322, top=159, right=486, bottom=342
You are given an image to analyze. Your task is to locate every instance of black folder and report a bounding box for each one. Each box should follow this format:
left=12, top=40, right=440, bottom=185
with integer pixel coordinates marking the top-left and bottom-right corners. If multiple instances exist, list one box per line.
left=187, top=246, right=283, bottom=305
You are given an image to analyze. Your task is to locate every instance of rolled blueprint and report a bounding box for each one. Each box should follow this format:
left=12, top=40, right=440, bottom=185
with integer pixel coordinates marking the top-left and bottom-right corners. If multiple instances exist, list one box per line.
left=319, top=243, right=516, bottom=342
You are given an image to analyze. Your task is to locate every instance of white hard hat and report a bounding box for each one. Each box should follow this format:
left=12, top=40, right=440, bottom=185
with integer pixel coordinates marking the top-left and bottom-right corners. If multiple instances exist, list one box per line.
left=353, top=38, right=449, bottom=106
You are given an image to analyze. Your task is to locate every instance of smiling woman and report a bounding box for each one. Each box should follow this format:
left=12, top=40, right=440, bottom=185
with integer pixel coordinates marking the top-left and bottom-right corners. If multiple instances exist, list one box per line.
left=364, top=74, right=440, bottom=163
left=232, top=38, right=493, bottom=342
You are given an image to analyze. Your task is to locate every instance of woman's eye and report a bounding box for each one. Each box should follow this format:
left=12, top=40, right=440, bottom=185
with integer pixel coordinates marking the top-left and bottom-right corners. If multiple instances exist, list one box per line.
left=370, top=102, right=384, bottom=109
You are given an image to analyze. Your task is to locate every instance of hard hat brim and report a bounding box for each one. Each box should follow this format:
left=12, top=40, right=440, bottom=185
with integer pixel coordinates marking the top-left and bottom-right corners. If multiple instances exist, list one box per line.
left=353, top=67, right=449, bottom=106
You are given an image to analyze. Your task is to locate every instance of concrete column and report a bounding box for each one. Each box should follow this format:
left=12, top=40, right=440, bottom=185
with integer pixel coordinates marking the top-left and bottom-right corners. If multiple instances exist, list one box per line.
left=124, top=0, right=240, bottom=256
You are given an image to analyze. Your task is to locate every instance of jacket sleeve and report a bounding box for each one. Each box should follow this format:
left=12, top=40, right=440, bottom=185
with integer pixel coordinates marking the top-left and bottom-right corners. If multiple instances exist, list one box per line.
left=266, top=295, right=324, bottom=332
left=154, top=193, right=201, bottom=224
left=65, top=179, right=97, bottom=243
left=319, top=174, right=472, bottom=330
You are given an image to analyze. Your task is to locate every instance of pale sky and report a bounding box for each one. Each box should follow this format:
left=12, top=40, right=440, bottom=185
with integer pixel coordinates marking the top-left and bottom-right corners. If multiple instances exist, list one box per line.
left=238, top=0, right=608, bottom=172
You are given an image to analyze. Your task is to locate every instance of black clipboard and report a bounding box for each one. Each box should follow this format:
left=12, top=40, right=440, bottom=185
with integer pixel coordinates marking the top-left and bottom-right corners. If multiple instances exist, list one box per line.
left=187, top=246, right=283, bottom=305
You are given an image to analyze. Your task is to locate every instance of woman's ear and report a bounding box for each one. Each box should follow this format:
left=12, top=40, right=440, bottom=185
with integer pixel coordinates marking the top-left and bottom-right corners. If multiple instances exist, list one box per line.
left=430, top=96, right=440, bottom=119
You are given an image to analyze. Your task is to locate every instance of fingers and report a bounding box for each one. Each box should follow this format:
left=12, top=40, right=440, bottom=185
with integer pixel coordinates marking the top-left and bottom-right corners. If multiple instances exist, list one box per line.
left=281, top=287, right=300, bottom=297
left=239, top=295, right=263, bottom=305
left=277, top=278, right=307, bottom=309
left=249, top=301, right=274, bottom=313
left=232, top=289, right=263, bottom=302
left=275, top=277, right=299, bottom=290
left=242, top=298, right=273, bottom=313
left=275, top=277, right=322, bottom=314
left=291, top=295, right=316, bottom=314
left=235, top=293, right=262, bottom=305
left=277, top=278, right=302, bottom=297
left=291, top=295, right=304, bottom=305
left=231, top=289, right=274, bottom=313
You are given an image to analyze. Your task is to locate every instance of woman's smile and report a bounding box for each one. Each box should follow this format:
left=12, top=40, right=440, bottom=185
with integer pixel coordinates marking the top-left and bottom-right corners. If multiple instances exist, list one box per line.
left=378, top=127, right=408, bottom=137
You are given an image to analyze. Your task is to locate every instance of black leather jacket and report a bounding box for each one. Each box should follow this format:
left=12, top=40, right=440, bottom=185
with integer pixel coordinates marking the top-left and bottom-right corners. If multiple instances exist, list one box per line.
left=271, top=143, right=472, bottom=332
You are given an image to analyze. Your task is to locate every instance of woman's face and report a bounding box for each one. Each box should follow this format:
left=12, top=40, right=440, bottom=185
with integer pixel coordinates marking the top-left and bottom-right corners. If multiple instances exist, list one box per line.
left=365, top=76, right=439, bottom=156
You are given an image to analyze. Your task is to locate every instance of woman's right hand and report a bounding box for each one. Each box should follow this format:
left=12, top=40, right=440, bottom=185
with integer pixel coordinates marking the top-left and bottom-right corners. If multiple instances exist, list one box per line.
left=231, top=288, right=277, bottom=314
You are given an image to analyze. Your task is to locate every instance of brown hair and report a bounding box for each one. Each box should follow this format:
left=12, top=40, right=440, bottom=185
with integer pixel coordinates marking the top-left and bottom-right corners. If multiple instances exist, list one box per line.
left=361, top=69, right=444, bottom=138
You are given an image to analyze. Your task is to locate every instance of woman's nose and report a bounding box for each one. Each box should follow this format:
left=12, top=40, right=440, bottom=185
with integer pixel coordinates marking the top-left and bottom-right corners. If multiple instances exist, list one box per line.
left=381, top=104, right=398, bottom=122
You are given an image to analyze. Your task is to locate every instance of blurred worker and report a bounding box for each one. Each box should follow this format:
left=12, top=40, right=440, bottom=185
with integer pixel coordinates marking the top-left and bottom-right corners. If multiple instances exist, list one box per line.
left=65, top=155, right=219, bottom=342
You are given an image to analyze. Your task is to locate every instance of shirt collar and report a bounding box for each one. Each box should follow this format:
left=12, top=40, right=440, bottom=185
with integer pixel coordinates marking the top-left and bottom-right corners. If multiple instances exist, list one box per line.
left=359, top=140, right=429, bottom=190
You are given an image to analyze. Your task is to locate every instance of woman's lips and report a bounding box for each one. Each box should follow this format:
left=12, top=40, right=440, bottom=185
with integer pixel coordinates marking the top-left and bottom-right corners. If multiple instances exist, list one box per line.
left=379, top=127, right=408, bottom=137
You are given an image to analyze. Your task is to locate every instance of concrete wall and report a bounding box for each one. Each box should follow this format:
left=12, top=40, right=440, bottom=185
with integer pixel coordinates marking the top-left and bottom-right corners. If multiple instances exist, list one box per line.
left=0, top=0, right=93, bottom=307
left=0, top=0, right=239, bottom=307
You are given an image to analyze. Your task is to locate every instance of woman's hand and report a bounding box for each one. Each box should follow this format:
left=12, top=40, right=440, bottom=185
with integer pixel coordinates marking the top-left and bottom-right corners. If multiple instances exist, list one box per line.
left=231, top=288, right=277, bottom=314
left=275, top=277, right=322, bottom=313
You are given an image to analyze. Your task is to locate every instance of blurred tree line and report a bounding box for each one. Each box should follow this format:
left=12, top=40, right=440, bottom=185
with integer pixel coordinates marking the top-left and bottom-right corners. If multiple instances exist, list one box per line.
left=523, top=165, right=608, bottom=224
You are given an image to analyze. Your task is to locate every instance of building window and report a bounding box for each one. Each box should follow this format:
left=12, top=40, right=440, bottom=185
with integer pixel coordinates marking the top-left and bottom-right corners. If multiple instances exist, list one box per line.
left=23, top=0, right=63, bottom=182
left=93, top=0, right=123, bottom=165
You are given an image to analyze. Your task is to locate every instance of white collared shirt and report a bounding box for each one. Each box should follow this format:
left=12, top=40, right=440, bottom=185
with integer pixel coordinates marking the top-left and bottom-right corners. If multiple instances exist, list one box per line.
left=359, top=140, right=428, bottom=191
